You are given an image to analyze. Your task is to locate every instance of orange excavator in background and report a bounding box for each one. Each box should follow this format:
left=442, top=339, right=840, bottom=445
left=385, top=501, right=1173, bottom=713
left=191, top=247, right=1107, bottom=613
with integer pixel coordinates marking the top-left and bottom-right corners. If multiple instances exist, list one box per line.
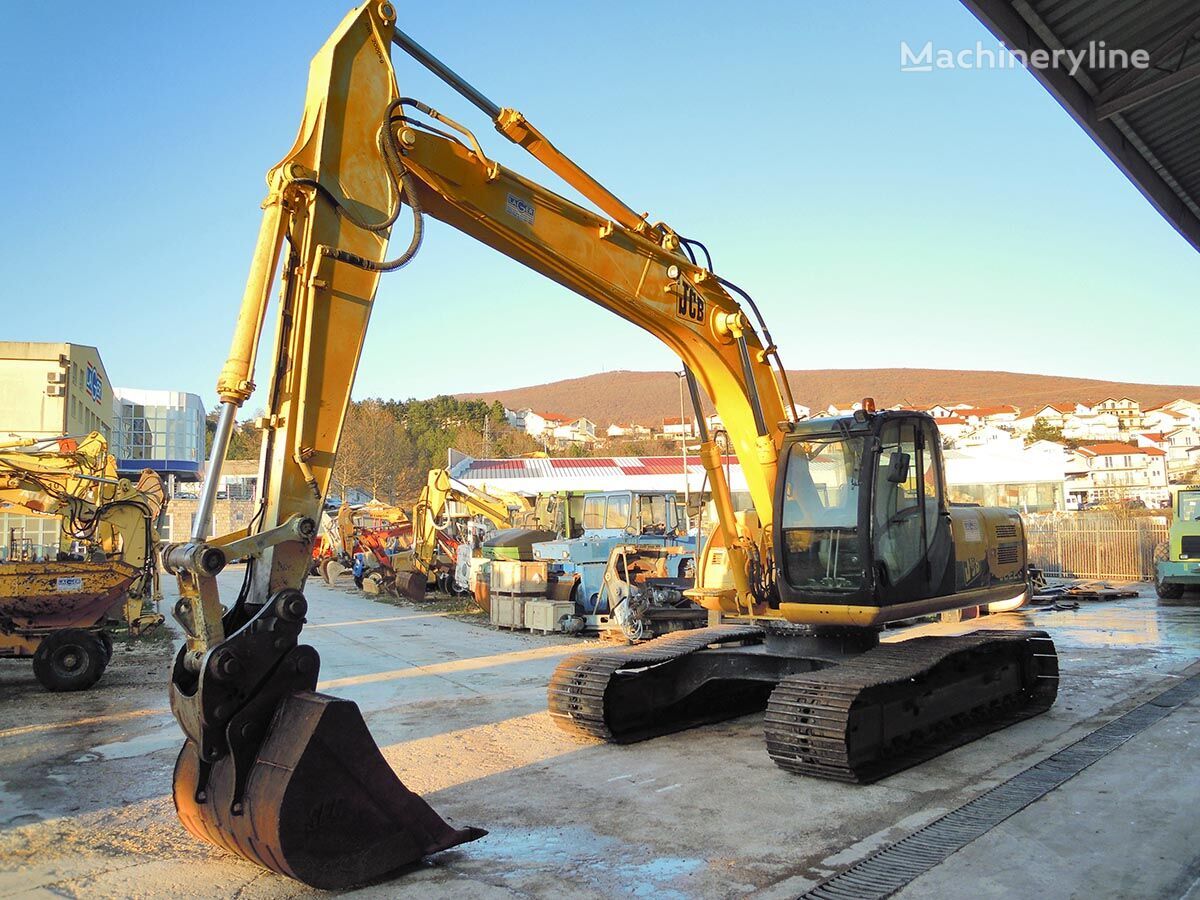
left=165, top=4, right=1054, bottom=888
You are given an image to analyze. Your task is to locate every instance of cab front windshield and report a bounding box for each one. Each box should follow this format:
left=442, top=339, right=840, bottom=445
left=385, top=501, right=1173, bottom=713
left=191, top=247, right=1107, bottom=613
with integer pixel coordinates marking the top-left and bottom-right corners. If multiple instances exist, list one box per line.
left=779, top=434, right=864, bottom=592
left=1180, top=491, right=1200, bottom=521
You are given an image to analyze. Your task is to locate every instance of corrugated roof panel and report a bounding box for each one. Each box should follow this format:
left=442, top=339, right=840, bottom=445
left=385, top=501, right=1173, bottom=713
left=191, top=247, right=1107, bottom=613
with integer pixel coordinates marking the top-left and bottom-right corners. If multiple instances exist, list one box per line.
left=465, top=458, right=525, bottom=472
left=962, top=0, right=1200, bottom=251
left=547, top=458, right=617, bottom=469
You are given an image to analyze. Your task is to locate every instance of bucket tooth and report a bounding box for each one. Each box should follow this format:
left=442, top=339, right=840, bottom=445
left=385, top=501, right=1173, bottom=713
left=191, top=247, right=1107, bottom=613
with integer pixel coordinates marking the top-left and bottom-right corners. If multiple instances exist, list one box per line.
left=173, top=691, right=485, bottom=889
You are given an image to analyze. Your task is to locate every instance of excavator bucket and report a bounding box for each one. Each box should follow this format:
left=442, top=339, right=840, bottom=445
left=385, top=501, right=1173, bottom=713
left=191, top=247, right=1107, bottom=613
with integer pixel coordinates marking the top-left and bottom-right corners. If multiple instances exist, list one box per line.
left=397, top=570, right=427, bottom=602
left=173, top=692, right=484, bottom=889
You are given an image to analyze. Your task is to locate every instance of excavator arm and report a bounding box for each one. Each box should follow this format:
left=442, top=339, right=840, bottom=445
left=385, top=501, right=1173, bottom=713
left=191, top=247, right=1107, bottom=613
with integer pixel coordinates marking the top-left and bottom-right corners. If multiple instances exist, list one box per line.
left=404, top=467, right=531, bottom=597
left=166, top=4, right=792, bottom=886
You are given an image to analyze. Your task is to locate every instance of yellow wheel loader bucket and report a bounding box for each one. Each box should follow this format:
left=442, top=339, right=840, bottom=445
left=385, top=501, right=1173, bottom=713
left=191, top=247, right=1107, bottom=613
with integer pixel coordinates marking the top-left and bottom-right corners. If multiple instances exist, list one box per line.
left=173, top=691, right=484, bottom=889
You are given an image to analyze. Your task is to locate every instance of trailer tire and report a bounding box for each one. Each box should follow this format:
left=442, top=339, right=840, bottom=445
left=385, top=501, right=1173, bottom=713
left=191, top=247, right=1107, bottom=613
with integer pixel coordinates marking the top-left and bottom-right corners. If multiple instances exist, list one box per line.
left=33, top=629, right=107, bottom=692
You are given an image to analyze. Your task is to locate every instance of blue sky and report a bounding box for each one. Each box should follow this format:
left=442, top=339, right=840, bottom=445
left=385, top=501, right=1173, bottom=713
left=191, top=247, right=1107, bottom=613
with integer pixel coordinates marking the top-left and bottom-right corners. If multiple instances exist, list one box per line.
left=2, top=1, right=1195, bottom=413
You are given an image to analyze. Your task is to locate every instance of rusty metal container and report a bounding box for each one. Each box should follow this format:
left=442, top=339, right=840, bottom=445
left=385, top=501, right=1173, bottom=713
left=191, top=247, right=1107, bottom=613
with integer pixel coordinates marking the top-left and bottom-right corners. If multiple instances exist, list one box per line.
left=0, top=560, right=137, bottom=657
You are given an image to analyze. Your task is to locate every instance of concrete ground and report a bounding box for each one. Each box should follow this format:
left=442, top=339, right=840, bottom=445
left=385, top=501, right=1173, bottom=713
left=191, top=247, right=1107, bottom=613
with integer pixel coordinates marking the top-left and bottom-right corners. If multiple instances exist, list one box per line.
left=0, top=570, right=1197, bottom=899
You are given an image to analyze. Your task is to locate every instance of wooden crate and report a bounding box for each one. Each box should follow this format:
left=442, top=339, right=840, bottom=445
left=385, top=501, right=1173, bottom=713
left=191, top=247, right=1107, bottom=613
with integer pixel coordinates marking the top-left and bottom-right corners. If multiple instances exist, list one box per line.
left=490, top=560, right=548, bottom=596
left=524, top=599, right=574, bottom=635
left=490, top=595, right=529, bottom=630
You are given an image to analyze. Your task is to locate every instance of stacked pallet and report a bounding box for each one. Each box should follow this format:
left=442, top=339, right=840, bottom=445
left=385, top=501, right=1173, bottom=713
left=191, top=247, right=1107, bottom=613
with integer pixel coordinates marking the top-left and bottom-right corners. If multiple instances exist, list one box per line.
left=490, top=560, right=547, bottom=629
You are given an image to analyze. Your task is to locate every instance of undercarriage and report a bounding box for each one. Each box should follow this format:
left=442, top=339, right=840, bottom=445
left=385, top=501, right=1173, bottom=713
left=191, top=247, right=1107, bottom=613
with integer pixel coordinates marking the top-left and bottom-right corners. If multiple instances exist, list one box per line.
left=549, top=624, right=1058, bottom=782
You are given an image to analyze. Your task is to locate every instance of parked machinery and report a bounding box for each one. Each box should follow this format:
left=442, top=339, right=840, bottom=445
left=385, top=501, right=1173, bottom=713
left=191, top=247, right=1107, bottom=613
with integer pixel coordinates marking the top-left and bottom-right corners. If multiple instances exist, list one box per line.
left=0, top=433, right=166, bottom=690
left=533, top=489, right=701, bottom=639
left=1155, top=487, right=1200, bottom=598
left=399, top=467, right=532, bottom=599
left=166, top=6, right=1054, bottom=888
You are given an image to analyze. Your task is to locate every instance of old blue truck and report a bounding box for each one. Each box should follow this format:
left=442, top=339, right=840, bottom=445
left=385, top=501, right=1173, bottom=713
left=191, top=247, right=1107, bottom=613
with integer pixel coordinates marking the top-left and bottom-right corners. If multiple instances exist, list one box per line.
left=533, top=490, right=699, bottom=635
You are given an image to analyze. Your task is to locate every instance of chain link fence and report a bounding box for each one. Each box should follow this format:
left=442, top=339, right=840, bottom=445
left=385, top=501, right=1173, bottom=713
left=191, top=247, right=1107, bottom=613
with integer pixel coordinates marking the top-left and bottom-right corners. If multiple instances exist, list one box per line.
left=1022, top=511, right=1170, bottom=582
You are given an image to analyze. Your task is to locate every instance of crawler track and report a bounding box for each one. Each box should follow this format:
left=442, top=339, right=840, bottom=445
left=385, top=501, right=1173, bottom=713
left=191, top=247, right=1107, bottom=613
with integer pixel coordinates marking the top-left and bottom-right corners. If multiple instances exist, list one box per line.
left=764, top=630, right=1059, bottom=783
left=548, top=625, right=765, bottom=742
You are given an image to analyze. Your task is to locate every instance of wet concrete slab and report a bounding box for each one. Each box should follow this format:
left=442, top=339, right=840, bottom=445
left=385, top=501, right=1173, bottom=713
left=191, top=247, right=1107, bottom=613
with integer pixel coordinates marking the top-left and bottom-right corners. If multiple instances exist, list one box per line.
left=0, top=569, right=1197, bottom=898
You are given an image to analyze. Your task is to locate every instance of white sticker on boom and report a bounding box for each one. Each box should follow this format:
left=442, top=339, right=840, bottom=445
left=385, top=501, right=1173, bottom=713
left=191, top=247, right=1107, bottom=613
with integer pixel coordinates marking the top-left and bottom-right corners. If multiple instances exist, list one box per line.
left=505, top=193, right=535, bottom=225
left=56, top=576, right=84, bottom=592
left=961, top=519, right=982, bottom=542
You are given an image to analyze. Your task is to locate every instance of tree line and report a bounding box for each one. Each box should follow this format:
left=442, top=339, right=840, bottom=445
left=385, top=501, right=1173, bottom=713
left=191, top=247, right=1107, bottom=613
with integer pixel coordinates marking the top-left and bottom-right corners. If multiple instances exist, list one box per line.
left=207, top=396, right=694, bottom=504
left=208, top=396, right=538, bottom=504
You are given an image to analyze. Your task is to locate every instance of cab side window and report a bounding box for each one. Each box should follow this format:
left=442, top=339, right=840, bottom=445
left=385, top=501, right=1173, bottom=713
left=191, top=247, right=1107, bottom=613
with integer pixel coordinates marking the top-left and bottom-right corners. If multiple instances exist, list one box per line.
left=583, top=496, right=605, bottom=531
left=605, top=494, right=631, bottom=529
left=873, top=421, right=923, bottom=582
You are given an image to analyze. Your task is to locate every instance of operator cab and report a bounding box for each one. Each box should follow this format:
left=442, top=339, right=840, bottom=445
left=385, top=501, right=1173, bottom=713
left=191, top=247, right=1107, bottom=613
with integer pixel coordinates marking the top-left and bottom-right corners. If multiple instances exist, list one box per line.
left=580, top=491, right=685, bottom=539
left=774, top=410, right=955, bottom=609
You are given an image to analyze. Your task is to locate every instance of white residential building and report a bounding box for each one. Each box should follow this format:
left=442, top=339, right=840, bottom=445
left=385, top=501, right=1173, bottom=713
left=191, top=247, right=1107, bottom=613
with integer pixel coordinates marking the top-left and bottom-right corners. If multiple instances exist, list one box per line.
left=957, top=405, right=1019, bottom=427
left=927, top=404, right=971, bottom=419
left=551, top=417, right=597, bottom=446
left=1163, top=398, right=1200, bottom=426
left=959, top=424, right=1018, bottom=448
left=825, top=401, right=864, bottom=416
left=606, top=422, right=652, bottom=439
left=1137, top=427, right=1200, bottom=478
left=1061, top=410, right=1122, bottom=442
left=1064, top=442, right=1169, bottom=508
left=1141, top=406, right=1192, bottom=432
left=508, top=408, right=568, bottom=439
left=660, top=416, right=699, bottom=440
left=934, top=416, right=972, bottom=445
left=1092, top=397, right=1143, bottom=431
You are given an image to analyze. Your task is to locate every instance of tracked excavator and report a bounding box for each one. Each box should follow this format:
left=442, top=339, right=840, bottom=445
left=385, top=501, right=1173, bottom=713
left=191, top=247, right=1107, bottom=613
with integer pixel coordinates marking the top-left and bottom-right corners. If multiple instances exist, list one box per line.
left=167, top=3, right=1057, bottom=888
left=399, top=467, right=533, bottom=599
left=0, top=432, right=166, bottom=690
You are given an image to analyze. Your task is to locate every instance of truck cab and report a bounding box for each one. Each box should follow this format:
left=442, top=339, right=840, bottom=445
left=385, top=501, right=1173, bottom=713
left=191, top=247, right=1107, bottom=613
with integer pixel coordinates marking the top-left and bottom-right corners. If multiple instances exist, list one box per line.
left=1156, top=488, right=1200, bottom=599
left=534, top=490, right=694, bottom=619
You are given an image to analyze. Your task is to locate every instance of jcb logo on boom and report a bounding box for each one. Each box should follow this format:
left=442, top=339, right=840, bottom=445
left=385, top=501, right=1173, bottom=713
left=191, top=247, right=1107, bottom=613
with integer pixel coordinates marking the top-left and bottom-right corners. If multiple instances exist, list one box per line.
left=675, top=282, right=706, bottom=324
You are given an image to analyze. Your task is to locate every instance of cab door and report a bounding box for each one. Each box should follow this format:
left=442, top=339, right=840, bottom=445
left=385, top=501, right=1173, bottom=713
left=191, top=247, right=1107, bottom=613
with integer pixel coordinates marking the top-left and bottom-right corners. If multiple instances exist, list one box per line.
left=872, top=417, right=954, bottom=603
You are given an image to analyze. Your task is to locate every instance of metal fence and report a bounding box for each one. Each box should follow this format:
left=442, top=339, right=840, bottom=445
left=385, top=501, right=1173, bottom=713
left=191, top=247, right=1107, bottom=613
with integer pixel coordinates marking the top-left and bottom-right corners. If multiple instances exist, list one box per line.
left=1022, top=512, right=1170, bottom=582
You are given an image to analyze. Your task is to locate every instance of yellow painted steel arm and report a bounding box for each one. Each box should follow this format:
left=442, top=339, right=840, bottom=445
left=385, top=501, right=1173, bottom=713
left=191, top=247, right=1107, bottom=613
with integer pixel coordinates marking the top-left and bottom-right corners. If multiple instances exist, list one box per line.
left=402, top=131, right=788, bottom=518
left=168, top=2, right=402, bottom=658
left=390, top=118, right=789, bottom=611
left=166, top=4, right=798, bottom=884
left=410, top=468, right=530, bottom=575
left=173, top=3, right=792, bottom=635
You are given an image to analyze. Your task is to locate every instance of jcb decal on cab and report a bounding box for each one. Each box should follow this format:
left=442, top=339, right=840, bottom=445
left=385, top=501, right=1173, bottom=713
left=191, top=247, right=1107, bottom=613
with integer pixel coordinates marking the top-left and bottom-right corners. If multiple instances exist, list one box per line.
left=675, top=281, right=706, bottom=324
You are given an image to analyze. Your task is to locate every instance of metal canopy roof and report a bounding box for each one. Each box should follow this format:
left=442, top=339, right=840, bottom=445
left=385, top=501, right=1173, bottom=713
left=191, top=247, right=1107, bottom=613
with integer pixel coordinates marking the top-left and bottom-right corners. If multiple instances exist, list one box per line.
left=961, top=0, right=1200, bottom=253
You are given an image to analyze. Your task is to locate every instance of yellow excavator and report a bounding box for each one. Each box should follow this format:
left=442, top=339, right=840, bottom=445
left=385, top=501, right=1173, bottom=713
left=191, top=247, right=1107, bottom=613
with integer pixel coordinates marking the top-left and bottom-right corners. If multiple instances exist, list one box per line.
left=0, top=432, right=166, bottom=690
left=399, top=467, right=533, bottom=598
left=165, top=4, right=1055, bottom=888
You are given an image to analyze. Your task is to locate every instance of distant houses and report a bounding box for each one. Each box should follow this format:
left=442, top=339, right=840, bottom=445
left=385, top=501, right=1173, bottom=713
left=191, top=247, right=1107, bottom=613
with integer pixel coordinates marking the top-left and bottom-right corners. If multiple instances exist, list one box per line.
left=496, top=394, right=1200, bottom=504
